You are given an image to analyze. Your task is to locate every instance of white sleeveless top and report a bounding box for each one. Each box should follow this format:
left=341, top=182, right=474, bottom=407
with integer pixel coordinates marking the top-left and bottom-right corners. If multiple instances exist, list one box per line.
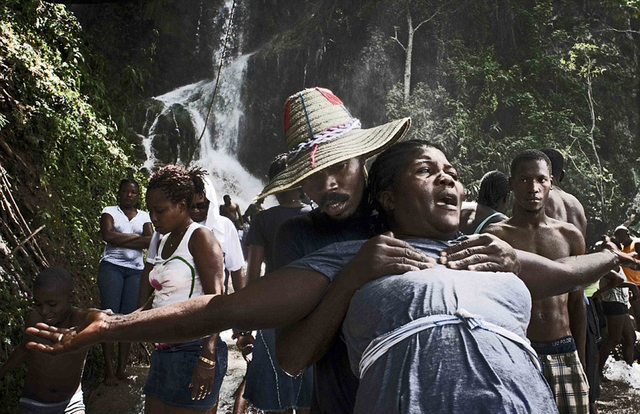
left=149, top=222, right=205, bottom=309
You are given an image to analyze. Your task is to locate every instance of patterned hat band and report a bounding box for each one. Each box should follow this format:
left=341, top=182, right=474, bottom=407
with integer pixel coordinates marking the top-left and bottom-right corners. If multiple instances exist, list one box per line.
left=287, top=118, right=362, bottom=167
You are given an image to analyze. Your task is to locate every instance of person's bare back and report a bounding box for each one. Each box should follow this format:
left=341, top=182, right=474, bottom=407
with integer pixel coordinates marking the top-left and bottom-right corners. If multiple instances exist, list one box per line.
left=545, top=187, right=587, bottom=238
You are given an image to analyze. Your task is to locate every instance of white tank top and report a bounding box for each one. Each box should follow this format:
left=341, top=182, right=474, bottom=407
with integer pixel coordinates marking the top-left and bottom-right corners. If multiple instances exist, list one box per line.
left=149, top=222, right=205, bottom=309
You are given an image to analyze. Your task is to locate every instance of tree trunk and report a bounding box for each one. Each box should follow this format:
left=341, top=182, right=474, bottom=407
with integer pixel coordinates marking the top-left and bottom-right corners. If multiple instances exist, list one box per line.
left=404, top=11, right=414, bottom=103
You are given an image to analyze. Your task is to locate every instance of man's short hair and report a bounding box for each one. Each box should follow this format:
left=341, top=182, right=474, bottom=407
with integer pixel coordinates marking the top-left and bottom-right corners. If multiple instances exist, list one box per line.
left=540, top=148, right=564, bottom=180
left=34, top=267, right=73, bottom=292
left=510, top=149, right=552, bottom=177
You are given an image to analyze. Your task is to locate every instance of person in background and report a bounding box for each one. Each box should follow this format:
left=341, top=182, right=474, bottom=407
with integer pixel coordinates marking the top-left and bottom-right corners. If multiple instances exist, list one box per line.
left=242, top=154, right=313, bottom=414
left=484, top=149, right=589, bottom=414
left=98, top=178, right=152, bottom=385
left=591, top=241, right=638, bottom=374
left=243, top=197, right=264, bottom=225
left=0, top=267, right=89, bottom=414
left=540, top=148, right=594, bottom=413
left=139, top=165, right=227, bottom=413
left=613, top=225, right=640, bottom=327
left=459, top=170, right=510, bottom=235
left=192, top=175, right=246, bottom=294
left=220, top=194, right=244, bottom=230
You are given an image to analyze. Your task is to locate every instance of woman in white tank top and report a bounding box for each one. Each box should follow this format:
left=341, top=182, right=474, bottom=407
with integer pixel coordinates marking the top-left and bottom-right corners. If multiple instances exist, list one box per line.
left=140, top=165, right=227, bottom=413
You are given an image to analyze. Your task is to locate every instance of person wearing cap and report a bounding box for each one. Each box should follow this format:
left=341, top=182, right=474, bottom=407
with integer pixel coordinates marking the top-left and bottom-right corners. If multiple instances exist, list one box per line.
left=241, top=154, right=314, bottom=413
left=613, top=225, right=640, bottom=324
left=459, top=170, right=510, bottom=235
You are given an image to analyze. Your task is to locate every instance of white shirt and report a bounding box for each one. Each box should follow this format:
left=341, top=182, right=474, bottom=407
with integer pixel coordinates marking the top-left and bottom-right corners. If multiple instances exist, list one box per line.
left=100, top=206, right=150, bottom=270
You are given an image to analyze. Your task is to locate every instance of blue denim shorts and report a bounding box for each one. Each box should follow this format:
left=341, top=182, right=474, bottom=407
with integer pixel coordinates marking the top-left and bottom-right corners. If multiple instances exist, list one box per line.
left=244, top=329, right=313, bottom=411
left=144, top=339, right=228, bottom=409
left=97, top=260, right=141, bottom=314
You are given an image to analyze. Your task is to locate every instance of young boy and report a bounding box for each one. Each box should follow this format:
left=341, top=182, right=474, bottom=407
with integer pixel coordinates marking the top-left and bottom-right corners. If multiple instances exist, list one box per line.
left=0, top=267, right=88, bottom=414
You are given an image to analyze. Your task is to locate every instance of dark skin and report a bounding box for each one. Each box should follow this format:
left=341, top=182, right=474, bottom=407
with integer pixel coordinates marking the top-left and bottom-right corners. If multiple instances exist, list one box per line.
left=542, top=169, right=588, bottom=371
left=143, top=188, right=225, bottom=412
left=219, top=196, right=243, bottom=229
left=0, top=283, right=89, bottom=409
left=191, top=193, right=246, bottom=291
left=545, top=170, right=588, bottom=238
left=484, top=159, right=586, bottom=361
left=100, top=181, right=152, bottom=385
left=593, top=270, right=639, bottom=371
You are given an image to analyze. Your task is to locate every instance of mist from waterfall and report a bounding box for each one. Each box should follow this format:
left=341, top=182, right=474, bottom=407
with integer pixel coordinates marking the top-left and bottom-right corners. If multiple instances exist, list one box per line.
left=141, top=0, right=272, bottom=211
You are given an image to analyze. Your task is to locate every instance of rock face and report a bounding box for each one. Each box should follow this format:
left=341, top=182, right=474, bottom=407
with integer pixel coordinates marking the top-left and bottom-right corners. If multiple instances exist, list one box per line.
left=69, top=0, right=640, bottom=242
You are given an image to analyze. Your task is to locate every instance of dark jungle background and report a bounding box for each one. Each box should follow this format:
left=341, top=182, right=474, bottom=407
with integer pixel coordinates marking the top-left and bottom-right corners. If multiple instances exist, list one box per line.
left=1, top=0, right=640, bottom=410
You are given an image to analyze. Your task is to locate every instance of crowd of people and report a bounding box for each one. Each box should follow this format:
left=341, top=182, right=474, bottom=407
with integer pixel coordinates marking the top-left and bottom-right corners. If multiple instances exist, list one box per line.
left=1, top=87, right=640, bottom=414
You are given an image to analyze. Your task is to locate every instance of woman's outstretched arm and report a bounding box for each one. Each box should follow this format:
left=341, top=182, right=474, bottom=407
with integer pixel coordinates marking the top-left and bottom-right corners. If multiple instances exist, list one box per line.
left=26, top=267, right=329, bottom=355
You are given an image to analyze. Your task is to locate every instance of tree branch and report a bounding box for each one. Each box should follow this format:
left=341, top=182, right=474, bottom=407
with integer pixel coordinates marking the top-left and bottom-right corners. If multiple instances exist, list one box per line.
left=391, top=27, right=407, bottom=51
left=414, top=2, right=448, bottom=33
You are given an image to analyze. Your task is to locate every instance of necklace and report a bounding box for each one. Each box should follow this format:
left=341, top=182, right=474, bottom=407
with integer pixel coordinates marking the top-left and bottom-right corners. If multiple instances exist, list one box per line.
left=164, top=225, right=189, bottom=254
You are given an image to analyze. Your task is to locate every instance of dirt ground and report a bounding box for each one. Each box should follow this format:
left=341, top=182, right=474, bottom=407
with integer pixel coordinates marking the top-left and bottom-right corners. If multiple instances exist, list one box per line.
left=85, top=336, right=640, bottom=414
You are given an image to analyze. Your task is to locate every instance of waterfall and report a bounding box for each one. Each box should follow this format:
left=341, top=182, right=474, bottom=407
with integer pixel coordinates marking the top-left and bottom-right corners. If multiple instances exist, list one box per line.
left=141, top=0, right=272, bottom=211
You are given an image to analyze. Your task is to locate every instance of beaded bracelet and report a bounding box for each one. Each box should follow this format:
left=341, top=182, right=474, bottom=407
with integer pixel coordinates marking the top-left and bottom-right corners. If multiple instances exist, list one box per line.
left=199, top=355, right=216, bottom=368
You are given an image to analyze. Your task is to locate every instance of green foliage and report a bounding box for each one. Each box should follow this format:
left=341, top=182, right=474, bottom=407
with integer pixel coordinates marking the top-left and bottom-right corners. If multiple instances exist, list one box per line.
left=0, top=1, right=142, bottom=407
left=386, top=0, right=640, bottom=242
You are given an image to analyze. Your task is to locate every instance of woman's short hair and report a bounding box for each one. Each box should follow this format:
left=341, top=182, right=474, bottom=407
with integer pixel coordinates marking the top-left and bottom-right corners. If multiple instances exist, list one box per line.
left=477, top=171, right=509, bottom=209
left=118, top=178, right=139, bottom=192
left=148, top=165, right=206, bottom=208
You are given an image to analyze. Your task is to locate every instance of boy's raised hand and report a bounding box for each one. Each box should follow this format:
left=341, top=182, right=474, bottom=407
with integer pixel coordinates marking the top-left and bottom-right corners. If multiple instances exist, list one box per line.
left=26, top=309, right=113, bottom=354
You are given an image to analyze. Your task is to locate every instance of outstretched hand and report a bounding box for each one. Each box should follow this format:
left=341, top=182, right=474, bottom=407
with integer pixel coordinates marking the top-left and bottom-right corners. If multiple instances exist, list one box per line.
left=341, top=232, right=436, bottom=290
left=440, top=233, right=521, bottom=274
left=25, top=308, right=112, bottom=355
left=600, top=235, right=640, bottom=270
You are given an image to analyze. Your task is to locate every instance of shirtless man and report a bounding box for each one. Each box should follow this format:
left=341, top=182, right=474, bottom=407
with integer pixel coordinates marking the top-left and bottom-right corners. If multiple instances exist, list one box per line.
left=220, top=194, right=244, bottom=230
left=540, top=149, right=587, bottom=237
left=484, top=149, right=589, bottom=414
left=540, top=148, right=594, bottom=413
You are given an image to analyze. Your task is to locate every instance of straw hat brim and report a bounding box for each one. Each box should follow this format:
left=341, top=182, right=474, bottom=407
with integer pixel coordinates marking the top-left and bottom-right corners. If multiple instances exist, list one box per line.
left=258, top=117, right=411, bottom=199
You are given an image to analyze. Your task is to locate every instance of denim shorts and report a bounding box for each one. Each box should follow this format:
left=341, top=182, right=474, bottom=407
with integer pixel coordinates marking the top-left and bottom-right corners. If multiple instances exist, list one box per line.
left=243, top=329, right=313, bottom=411
left=97, top=260, right=141, bottom=314
left=144, top=338, right=228, bottom=409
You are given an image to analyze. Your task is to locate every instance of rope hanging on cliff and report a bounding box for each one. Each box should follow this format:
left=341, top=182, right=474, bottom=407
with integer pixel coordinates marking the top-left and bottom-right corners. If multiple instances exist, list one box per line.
left=188, top=0, right=237, bottom=167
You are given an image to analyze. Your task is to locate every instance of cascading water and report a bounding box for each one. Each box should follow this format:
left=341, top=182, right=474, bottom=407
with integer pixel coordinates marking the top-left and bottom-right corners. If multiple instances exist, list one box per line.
left=141, top=0, right=271, bottom=210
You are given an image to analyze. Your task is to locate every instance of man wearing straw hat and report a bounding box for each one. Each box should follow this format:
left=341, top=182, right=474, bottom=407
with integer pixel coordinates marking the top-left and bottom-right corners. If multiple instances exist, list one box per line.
left=254, top=87, right=420, bottom=413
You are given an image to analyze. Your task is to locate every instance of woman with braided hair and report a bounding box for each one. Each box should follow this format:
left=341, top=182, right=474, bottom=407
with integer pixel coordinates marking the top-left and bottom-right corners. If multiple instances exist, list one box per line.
left=139, top=164, right=228, bottom=413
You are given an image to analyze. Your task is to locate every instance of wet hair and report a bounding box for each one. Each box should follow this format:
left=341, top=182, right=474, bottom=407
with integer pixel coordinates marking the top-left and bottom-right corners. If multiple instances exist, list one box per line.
left=368, top=140, right=446, bottom=228
left=118, top=178, right=140, bottom=192
left=148, top=165, right=205, bottom=209
left=33, top=267, right=73, bottom=293
left=510, top=149, right=551, bottom=177
left=477, top=171, right=510, bottom=209
left=540, top=148, right=564, bottom=180
left=268, top=153, right=288, bottom=180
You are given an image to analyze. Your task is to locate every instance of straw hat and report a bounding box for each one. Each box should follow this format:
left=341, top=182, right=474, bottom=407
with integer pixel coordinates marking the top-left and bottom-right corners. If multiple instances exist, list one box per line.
left=257, top=87, right=411, bottom=198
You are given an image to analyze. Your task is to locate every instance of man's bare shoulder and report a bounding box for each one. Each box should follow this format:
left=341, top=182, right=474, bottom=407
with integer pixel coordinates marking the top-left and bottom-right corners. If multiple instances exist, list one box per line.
left=483, top=220, right=515, bottom=236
